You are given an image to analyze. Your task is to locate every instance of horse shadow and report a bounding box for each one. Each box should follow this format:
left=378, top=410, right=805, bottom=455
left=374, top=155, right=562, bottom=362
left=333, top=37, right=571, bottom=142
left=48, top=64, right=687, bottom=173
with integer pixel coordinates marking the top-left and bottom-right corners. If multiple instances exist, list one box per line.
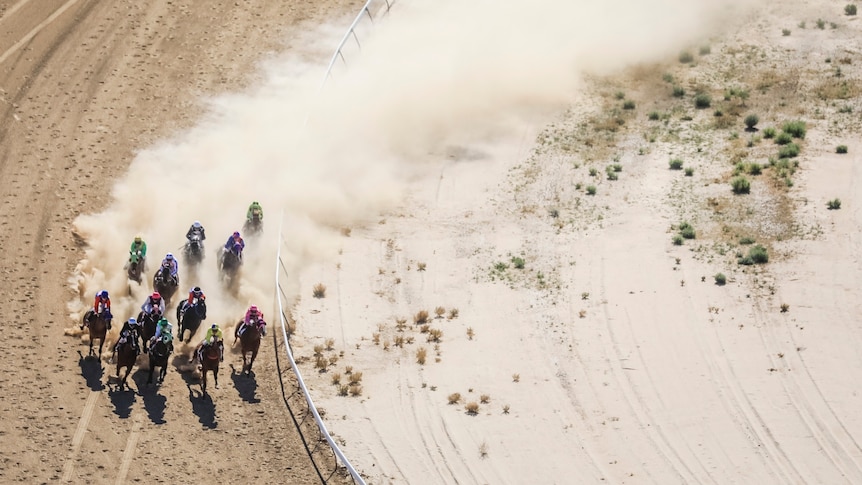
left=77, top=351, right=105, bottom=391
left=229, top=364, right=260, bottom=404
left=131, top=369, right=167, bottom=425
left=107, top=384, right=136, bottom=419
left=178, top=359, right=217, bottom=429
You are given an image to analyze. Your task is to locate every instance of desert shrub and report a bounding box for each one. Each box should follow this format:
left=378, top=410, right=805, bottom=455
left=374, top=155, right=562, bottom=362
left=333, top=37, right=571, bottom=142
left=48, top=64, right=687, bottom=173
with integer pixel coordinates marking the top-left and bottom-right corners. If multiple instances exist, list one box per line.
left=846, top=4, right=857, bottom=15
left=586, top=185, right=597, bottom=195
left=778, top=143, right=800, bottom=158
left=699, top=45, right=711, bottom=55
left=679, top=51, right=694, bottom=63
left=511, top=256, right=525, bottom=269
left=684, top=167, right=694, bottom=176
left=606, top=168, right=618, bottom=181
left=480, top=394, right=491, bottom=404
left=799, top=20, right=807, bottom=28
left=839, top=105, right=853, bottom=113
left=763, top=127, right=776, bottom=138
left=589, top=167, right=598, bottom=177
left=827, top=198, right=842, bottom=210
left=435, top=306, right=446, bottom=318
left=348, top=371, right=363, bottom=384
left=672, top=85, right=686, bottom=98
left=714, top=109, right=724, bottom=117
left=662, top=73, right=674, bottom=83
left=780, top=303, right=790, bottom=313
left=648, top=111, right=660, bottom=120
left=747, top=162, right=763, bottom=175
left=465, top=402, right=480, bottom=415
left=782, top=28, right=791, bottom=36
left=714, top=273, right=727, bottom=285
left=448, top=308, right=459, bottom=319
left=448, top=393, right=462, bottom=404
left=782, top=120, right=807, bottom=138
left=416, top=347, right=427, bottom=365
left=680, top=225, right=696, bottom=240
left=414, top=310, right=429, bottom=324
left=749, top=245, right=769, bottom=264
left=611, top=163, right=623, bottom=172
left=775, top=132, right=793, bottom=145
left=669, top=158, right=684, bottom=170
left=313, top=283, right=326, bottom=298
left=623, top=100, right=636, bottom=110
left=744, top=114, right=760, bottom=130
left=731, top=176, right=751, bottom=194
left=816, top=18, right=826, bottom=29
left=672, top=234, right=684, bottom=246
left=694, top=93, right=712, bottom=109
left=614, top=91, right=625, bottom=100
left=740, top=236, right=756, bottom=245
left=837, top=145, right=848, bottom=153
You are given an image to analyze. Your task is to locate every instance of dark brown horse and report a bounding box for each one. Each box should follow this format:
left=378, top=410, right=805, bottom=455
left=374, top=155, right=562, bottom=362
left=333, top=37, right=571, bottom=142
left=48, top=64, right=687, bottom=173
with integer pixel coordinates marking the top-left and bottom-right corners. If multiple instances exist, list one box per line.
left=82, top=310, right=109, bottom=360
left=235, top=320, right=262, bottom=375
left=147, top=337, right=172, bottom=386
left=199, top=343, right=220, bottom=394
left=114, top=339, right=137, bottom=389
left=152, top=265, right=178, bottom=305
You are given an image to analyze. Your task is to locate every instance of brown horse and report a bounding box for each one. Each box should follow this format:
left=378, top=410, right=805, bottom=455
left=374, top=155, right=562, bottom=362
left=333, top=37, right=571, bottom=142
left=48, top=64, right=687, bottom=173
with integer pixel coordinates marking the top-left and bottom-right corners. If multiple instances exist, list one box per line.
left=114, top=339, right=137, bottom=389
left=147, top=337, right=172, bottom=386
left=235, top=320, right=262, bottom=375
left=82, top=310, right=109, bottom=360
left=199, top=343, right=220, bottom=394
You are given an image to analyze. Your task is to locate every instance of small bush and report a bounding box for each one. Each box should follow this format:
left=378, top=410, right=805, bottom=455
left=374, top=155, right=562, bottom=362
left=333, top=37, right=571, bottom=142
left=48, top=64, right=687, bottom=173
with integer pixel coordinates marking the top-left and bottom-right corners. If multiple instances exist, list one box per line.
left=846, top=4, right=857, bottom=15
left=589, top=167, right=598, bottom=177
left=748, top=245, right=769, bottom=264
left=614, top=91, right=626, bottom=100
left=672, top=234, right=684, bottom=246
left=448, top=308, right=459, bottom=319
left=623, top=100, right=636, bottom=110
left=763, top=127, right=776, bottom=139
left=435, top=306, right=446, bottom=317
left=740, top=237, right=756, bottom=245
left=465, top=402, right=480, bottom=415
left=782, top=28, right=791, bottom=36
left=778, top=143, right=800, bottom=158
left=837, top=145, right=848, bottom=154
left=694, top=93, right=712, bottom=109
left=416, top=347, right=427, bottom=365
left=780, top=303, right=790, bottom=313
left=672, top=85, right=686, bottom=98
left=680, top=225, right=696, bottom=240
left=606, top=168, right=618, bottom=181
left=313, top=283, right=327, bottom=298
left=684, top=167, right=694, bottom=176
left=748, top=163, right=763, bottom=175
left=816, top=18, right=826, bottom=29
left=511, top=256, right=525, bottom=269
left=782, top=120, right=807, bottom=139
left=448, top=393, right=462, bottom=404
left=699, top=45, right=711, bottom=55
left=669, top=158, right=684, bottom=170
left=349, top=384, right=363, bottom=396
left=586, top=185, right=597, bottom=195
left=744, top=114, right=760, bottom=130
left=611, top=163, right=623, bottom=172
left=775, top=132, right=793, bottom=145
left=679, top=51, right=694, bottom=63
left=714, top=273, right=727, bottom=285
left=731, top=176, right=751, bottom=194
left=648, top=111, right=660, bottom=120
left=827, top=198, right=842, bottom=210
left=414, top=310, right=429, bottom=325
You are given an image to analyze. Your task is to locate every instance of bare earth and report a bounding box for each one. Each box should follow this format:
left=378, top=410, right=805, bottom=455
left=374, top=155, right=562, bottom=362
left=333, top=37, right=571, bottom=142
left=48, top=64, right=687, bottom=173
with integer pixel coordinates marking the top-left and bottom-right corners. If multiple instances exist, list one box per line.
left=0, top=1, right=357, bottom=483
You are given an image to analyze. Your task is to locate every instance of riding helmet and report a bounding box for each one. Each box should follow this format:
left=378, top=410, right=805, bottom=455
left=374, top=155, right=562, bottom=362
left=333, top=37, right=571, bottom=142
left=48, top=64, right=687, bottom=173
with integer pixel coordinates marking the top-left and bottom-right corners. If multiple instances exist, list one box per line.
left=134, top=235, right=142, bottom=243
left=193, top=221, right=201, bottom=228
left=100, top=290, right=109, bottom=298
left=166, top=253, right=174, bottom=260
left=128, top=318, right=137, bottom=326
left=152, top=291, right=161, bottom=300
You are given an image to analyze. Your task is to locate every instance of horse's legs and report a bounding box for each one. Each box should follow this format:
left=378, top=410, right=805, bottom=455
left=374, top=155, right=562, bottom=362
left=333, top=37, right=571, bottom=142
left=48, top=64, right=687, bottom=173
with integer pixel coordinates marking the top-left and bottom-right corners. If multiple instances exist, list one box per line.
left=213, top=367, right=219, bottom=389
left=160, top=363, right=167, bottom=383
left=201, top=368, right=207, bottom=394
left=248, top=348, right=258, bottom=375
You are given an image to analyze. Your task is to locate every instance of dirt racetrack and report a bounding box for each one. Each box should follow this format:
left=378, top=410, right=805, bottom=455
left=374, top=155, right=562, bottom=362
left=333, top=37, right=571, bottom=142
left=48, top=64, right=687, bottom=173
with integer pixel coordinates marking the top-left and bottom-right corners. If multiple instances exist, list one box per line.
left=0, top=1, right=356, bottom=483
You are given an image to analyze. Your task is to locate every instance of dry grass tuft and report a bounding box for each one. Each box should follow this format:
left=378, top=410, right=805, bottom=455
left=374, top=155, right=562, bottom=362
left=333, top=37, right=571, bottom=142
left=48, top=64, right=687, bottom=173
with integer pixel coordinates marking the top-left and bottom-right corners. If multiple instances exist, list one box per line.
left=331, top=373, right=341, bottom=385
left=325, top=338, right=334, bottom=351
left=435, top=306, right=446, bottom=318
left=383, top=339, right=391, bottom=351
left=315, top=355, right=328, bottom=371
left=349, top=384, right=363, bottom=396
left=394, top=335, right=405, bottom=347
left=502, top=404, right=510, bottom=414
left=417, top=262, right=427, bottom=271
left=466, top=327, right=475, bottom=340
left=312, top=283, right=327, bottom=298
left=338, top=385, right=349, bottom=396
left=427, top=328, right=443, bottom=343
left=419, top=324, right=430, bottom=334
left=448, top=392, right=462, bottom=404
left=313, top=345, right=324, bottom=357
left=414, top=310, right=429, bottom=325
left=348, top=371, right=363, bottom=384
left=448, top=308, right=460, bottom=319
left=372, top=333, right=380, bottom=345
left=512, top=373, right=520, bottom=383
left=416, top=347, right=427, bottom=365
left=480, top=394, right=490, bottom=404
left=465, top=402, right=480, bottom=415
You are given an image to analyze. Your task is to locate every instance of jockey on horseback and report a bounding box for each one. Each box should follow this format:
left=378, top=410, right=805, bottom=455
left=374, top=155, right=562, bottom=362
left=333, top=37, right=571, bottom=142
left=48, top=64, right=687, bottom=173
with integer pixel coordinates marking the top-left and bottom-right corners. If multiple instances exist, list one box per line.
left=110, top=318, right=141, bottom=361
left=186, top=221, right=206, bottom=249
left=238, top=304, right=266, bottom=337
left=129, top=235, right=147, bottom=267
left=187, top=286, right=206, bottom=306
left=224, top=231, right=245, bottom=253
left=150, top=317, right=173, bottom=347
left=83, top=290, right=113, bottom=330
left=247, top=201, right=263, bottom=223
left=141, top=291, right=165, bottom=321
left=160, top=253, right=179, bottom=284
left=195, top=323, right=224, bottom=362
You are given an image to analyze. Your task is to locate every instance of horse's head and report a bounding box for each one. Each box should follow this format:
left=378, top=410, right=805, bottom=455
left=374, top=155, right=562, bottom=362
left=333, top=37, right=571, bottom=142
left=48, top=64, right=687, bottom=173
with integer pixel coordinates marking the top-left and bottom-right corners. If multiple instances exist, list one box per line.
left=129, top=251, right=140, bottom=264
left=231, top=242, right=243, bottom=257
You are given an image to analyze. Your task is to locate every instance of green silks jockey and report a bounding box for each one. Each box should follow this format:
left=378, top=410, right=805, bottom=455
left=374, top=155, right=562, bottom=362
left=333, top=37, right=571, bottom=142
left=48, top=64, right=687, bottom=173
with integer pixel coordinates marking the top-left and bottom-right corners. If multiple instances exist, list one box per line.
left=130, top=235, right=147, bottom=261
left=247, top=201, right=263, bottom=223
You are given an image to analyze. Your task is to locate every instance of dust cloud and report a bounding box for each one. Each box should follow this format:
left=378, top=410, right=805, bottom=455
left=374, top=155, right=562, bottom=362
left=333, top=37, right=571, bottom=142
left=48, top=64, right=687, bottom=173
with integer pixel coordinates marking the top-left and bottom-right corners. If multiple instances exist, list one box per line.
left=68, top=0, right=755, bottom=339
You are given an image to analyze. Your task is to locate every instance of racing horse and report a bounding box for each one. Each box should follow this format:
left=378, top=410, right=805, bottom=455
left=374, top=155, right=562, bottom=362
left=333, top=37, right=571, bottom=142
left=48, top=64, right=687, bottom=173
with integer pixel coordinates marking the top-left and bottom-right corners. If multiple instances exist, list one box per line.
left=153, top=264, right=178, bottom=304
left=176, top=298, right=207, bottom=342
left=114, top=338, right=137, bottom=390
left=147, top=336, right=172, bottom=386
left=198, top=343, right=221, bottom=394
left=127, top=251, right=144, bottom=283
left=82, top=310, right=110, bottom=360
left=138, top=312, right=159, bottom=353
left=243, top=211, right=263, bottom=237
left=217, top=243, right=243, bottom=286
left=235, top=319, right=262, bottom=375
left=184, top=234, right=204, bottom=265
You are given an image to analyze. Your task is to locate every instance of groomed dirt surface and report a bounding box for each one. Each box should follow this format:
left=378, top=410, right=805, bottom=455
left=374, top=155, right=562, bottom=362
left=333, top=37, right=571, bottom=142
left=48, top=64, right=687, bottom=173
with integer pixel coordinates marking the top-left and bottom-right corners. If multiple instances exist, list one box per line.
left=0, top=1, right=357, bottom=483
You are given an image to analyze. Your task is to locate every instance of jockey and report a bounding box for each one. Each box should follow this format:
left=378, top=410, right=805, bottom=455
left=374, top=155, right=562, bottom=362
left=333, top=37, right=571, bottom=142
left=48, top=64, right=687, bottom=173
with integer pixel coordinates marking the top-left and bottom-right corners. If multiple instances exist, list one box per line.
left=160, top=253, right=179, bottom=280
left=196, top=323, right=224, bottom=362
left=224, top=231, right=245, bottom=253
left=151, top=317, right=173, bottom=346
left=187, top=286, right=206, bottom=307
left=111, top=318, right=141, bottom=361
left=247, top=201, right=263, bottom=223
left=129, top=235, right=147, bottom=262
left=141, top=291, right=166, bottom=319
left=238, top=304, right=266, bottom=337
left=186, top=221, right=206, bottom=248
left=88, top=290, right=113, bottom=330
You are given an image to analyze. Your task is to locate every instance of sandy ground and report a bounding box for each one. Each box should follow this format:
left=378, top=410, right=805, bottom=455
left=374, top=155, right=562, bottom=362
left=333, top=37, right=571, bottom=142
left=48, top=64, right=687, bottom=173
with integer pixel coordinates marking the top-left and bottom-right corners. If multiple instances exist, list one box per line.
left=0, top=1, right=358, bottom=483
left=290, top=1, right=862, bottom=484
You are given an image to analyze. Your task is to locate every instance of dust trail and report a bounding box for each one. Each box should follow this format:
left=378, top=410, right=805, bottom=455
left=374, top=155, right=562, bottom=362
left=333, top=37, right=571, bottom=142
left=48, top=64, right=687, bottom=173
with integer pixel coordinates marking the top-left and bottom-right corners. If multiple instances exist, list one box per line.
left=68, top=0, right=756, bottom=334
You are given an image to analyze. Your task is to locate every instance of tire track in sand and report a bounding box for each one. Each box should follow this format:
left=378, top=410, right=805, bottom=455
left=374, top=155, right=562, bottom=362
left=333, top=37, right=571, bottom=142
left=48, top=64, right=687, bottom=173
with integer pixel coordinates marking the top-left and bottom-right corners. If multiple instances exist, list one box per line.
left=115, top=412, right=143, bottom=485
left=0, top=0, right=81, bottom=65
left=61, top=389, right=99, bottom=483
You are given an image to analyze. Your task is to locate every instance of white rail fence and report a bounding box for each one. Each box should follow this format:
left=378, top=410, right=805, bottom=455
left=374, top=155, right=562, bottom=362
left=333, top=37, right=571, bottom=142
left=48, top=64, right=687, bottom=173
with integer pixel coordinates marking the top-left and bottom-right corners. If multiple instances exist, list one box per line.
left=274, top=2, right=395, bottom=483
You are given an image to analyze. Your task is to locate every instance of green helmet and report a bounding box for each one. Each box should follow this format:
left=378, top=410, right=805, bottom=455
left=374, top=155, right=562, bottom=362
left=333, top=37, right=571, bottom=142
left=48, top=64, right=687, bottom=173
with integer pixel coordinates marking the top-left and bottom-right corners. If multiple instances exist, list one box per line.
left=158, top=318, right=169, bottom=327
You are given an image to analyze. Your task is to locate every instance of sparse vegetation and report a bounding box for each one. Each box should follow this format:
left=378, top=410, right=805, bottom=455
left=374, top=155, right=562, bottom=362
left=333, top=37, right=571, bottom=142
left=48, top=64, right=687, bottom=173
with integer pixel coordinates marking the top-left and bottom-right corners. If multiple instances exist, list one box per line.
left=417, top=262, right=427, bottom=271
left=669, top=158, right=684, bottom=170
left=679, top=222, right=696, bottom=240
left=416, top=347, right=427, bottom=365
left=684, top=167, right=694, bottom=176
left=827, top=198, right=842, bottom=210
left=694, top=93, right=712, bottom=109
left=714, top=273, right=727, bottom=285
left=313, top=283, right=327, bottom=298
left=782, top=120, right=807, bottom=139
left=448, top=392, right=462, bottom=404
left=435, top=306, right=446, bottom=318
left=512, top=373, right=520, bottom=383
left=699, top=45, right=711, bottom=55
left=679, top=51, right=694, bottom=63
left=837, top=145, right=848, bottom=154
left=778, top=143, right=800, bottom=159
left=465, top=402, right=480, bottom=415
left=739, top=245, right=769, bottom=265
left=511, top=256, right=525, bottom=269
left=780, top=303, right=790, bottom=313
left=763, top=127, right=776, bottom=139
left=731, top=176, right=751, bottom=194
left=775, top=132, right=792, bottom=145
left=623, top=100, right=636, bottom=110
left=648, top=111, right=660, bottom=120
left=744, top=114, right=760, bottom=130
left=740, top=237, right=756, bottom=245
left=466, top=327, right=474, bottom=340
left=672, top=85, right=686, bottom=98
left=672, top=234, right=684, bottom=246
left=846, top=4, right=857, bottom=15
left=782, top=28, right=791, bottom=36
left=414, top=310, right=429, bottom=325
left=586, top=185, right=597, bottom=195
left=448, top=308, right=459, bottom=319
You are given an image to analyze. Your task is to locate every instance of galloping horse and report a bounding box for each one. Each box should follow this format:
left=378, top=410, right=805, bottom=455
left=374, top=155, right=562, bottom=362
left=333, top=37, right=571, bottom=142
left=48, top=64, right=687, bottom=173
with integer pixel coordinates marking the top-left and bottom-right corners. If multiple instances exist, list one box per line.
left=218, top=243, right=243, bottom=286
left=138, top=312, right=158, bottom=353
left=147, top=337, right=172, bottom=386
left=198, top=343, right=221, bottom=394
left=114, top=338, right=137, bottom=389
left=184, top=234, right=204, bottom=265
left=127, top=251, right=144, bottom=283
left=176, top=299, right=206, bottom=343
left=235, top=320, right=262, bottom=375
left=243, top=212, right=263, bottom=237
left=82, top=310, right=109, bottom=360
left=153, top=265, right=178, bottom=304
